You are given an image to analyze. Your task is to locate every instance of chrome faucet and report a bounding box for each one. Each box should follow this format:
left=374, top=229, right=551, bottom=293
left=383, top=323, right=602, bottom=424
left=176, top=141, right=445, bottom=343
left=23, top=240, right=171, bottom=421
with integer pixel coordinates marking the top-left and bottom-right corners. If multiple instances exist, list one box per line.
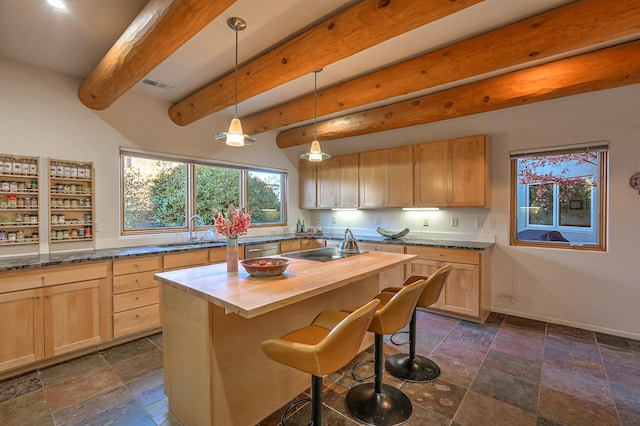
left=188, top=215, right=203, bottom=243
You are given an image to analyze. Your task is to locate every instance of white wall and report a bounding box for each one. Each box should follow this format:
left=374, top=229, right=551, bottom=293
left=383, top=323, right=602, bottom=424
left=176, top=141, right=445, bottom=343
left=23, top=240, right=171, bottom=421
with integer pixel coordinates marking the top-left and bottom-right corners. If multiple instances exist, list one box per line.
left=1, top=56, right=639, bottom=339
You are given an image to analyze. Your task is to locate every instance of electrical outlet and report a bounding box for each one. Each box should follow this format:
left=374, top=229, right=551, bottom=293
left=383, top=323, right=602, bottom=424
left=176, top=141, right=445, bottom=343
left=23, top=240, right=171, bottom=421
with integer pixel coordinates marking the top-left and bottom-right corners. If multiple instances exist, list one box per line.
left=375, top=216, right=381, bottom=225
left=488, top=218, right=496, bottom=229
left=475, top=218, right=484, bottom=229
left=451, top=217, right=459, bottom=227
left=331, top=215, right=337, bottom=225
left=423, top=218, right=429, bottom=227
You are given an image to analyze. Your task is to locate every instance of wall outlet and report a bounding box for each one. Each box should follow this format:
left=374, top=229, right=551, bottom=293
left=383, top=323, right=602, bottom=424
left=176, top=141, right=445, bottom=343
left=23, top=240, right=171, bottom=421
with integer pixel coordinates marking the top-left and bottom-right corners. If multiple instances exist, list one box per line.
left=375, top=216, right=381, bottom=225
left=451, top=217, right=459, bottom=227
left=423, top=218, right=429, bottom=227
left=475, top=218, right=484, bottom=229
left=488, top=218, right=496, bottom=229
left=331, top=215, right=337, bottom=225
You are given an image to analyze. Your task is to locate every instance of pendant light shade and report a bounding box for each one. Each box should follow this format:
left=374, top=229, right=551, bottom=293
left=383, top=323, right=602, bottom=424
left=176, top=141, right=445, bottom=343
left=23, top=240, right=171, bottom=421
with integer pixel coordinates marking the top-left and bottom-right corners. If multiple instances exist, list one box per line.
left=214, top=17, right=255, bottom=147
left=300, top=69, right=330, bottom=162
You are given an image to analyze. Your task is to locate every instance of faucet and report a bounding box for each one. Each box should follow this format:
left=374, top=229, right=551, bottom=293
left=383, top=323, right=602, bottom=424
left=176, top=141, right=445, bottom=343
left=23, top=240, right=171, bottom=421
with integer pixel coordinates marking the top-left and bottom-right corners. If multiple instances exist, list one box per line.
left=188, top=215, right=203, bottom=243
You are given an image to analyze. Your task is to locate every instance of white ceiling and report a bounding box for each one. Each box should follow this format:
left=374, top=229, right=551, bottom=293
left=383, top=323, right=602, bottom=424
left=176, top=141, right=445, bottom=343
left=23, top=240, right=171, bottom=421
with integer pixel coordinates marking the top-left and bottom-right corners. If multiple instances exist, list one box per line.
left=0, top=0, right=577, bottom=122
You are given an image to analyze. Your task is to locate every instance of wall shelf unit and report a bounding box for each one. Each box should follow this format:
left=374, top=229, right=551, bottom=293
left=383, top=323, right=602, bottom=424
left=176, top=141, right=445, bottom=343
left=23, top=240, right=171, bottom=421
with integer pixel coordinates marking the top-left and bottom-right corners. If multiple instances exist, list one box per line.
left=0, top=154, right=40, bottom=246
left=48, top=158, right=95, bottom=243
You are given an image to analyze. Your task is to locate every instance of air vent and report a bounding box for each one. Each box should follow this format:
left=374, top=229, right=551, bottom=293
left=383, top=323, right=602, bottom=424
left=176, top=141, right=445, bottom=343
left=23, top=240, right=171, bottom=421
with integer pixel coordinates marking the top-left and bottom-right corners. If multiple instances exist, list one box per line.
left=142, top=79, right=174, bottom=90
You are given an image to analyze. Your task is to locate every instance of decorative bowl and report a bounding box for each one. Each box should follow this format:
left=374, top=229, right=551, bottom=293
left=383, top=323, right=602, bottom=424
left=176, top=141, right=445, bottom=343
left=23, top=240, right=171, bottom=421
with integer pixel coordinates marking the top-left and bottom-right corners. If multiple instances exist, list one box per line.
left=376, top=227, right=410, bottom=239
left=240, top=257, right=291, bottom=277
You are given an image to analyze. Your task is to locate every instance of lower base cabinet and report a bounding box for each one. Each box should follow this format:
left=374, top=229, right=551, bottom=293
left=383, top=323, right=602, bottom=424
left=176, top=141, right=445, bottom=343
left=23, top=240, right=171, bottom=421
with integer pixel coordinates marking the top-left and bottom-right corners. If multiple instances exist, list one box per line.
left=405, top=246, right=490, bottom=323
left=357, top=242, right=406, bottom=291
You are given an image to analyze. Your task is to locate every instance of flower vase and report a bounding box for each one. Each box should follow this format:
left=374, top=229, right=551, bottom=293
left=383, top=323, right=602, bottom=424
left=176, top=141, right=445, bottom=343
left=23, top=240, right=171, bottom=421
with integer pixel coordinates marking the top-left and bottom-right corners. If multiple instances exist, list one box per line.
left=226, top=237, right=239, bottom=272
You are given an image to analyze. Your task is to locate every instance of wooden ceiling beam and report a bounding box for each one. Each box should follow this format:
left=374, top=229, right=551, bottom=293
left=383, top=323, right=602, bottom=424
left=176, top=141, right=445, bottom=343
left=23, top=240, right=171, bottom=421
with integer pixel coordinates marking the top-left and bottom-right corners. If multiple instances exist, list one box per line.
left=276, top=41, right=640, bottom=147
left=247, top=0, right=640, bottom=135
left=78, top=0, right=236, bottom=110
left=168, top=0, right=483, bottom=126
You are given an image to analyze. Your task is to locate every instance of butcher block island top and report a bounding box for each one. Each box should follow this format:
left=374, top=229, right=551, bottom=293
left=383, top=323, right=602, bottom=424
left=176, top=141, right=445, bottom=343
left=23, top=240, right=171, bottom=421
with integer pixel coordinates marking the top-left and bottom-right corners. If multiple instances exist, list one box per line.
left=154, top=250, right=417, bottom=319
left=153, top=250, right=416, bottom=426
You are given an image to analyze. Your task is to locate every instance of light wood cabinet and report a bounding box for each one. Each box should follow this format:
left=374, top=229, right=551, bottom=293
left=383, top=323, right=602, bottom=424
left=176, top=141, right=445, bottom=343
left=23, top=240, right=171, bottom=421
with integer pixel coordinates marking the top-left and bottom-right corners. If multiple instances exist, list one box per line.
left=163, top=250, right=209, bottom=270
left=357, top=242, right=406, bottom=292
left=317, top=153, right=359, bottom=208
left=359, top=146, right=413, bottom=208
left=279, top=238, right=326, bottom=253
left=0, top=288, right=44, bottom=372
left=112, top=256, right=161, bottom=338
left=299, top=160, right=317, bottom=209
left=413, top=134, right=489, bottom=207
left=0, top=262, right=109, bottom=373
left=405, top=246, right=490, bottom=322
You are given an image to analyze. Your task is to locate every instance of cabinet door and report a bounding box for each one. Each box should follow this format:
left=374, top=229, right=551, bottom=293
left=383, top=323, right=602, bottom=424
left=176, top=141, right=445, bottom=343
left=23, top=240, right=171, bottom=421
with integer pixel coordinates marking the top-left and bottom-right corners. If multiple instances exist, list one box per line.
left=44, top=280, right=102, bottom=358
left=0, top=289, right=44, bottom=372
left=317, top=159, right=340, bottom=208
left=448, top=135, right=488, bottom=207
left=440, top=263, right=480, bottom=317
left=413, top=140, right=448, bottom=207
left=338, top=154, right=359, bottom=208
left=299, top=160, right=317, bottom=209
left=405, top=258, right=444, bottom=308
left=386, top=146, right=413, bottom=207
left=359, top=150, right=386, bottom=207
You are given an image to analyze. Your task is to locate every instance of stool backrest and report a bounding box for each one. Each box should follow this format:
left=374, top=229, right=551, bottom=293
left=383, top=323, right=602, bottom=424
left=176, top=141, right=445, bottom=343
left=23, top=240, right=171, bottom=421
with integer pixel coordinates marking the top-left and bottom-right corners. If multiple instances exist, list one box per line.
left=315, top=299, right=380, bottom=375
left=417, top=264, right=452, bottom=308
left=370, top=278, right=428, bottom=335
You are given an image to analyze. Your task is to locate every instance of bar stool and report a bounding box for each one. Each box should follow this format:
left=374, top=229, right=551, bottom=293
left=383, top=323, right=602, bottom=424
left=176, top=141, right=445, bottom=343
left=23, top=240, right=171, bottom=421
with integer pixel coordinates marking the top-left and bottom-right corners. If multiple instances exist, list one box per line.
left=385, top=266, right=453, bottom=382
left=345, top=277, right=429, bottom=425
left=261, top=299, right=380, bottom=426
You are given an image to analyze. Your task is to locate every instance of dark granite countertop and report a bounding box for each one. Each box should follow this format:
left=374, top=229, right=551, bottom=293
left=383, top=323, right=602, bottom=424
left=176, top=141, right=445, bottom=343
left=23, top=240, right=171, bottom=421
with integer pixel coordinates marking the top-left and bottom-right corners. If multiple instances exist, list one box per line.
left=0, top=233, right=492, bottom=272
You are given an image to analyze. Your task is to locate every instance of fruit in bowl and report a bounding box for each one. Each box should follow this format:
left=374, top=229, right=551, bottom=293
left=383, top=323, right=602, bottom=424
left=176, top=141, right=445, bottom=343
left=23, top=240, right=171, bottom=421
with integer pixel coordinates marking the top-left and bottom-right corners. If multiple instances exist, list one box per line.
left=240, top=257, right=291, bottom=277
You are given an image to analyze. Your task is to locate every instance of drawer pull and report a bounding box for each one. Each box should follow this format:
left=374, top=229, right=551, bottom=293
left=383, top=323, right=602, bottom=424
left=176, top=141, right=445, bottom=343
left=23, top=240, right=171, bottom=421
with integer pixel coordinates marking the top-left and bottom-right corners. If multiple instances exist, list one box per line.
left=135, top=296, right=139, bottom=300
left=135, top=279, right=139, bottom=283
left=136, top=314, right=140, bottom=318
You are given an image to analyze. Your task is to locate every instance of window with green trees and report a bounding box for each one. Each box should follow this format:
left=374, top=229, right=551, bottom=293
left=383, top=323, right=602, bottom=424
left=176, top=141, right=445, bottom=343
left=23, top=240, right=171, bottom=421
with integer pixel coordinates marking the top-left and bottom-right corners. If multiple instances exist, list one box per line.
left=121, top=150, right=287, bottom=234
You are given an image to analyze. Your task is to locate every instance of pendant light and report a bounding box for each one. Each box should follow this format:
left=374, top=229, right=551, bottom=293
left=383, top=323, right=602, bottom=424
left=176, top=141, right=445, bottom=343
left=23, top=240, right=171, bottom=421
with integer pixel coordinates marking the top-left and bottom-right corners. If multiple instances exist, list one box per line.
left=300, top=69, right=330, bottom=162
left=214, top=17, right=255, bottom=147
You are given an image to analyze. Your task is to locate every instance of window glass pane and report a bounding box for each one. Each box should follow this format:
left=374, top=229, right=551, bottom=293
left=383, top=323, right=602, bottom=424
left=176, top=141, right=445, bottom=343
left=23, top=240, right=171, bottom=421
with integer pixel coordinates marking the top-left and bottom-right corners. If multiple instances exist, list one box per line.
left=123, top=156, right=186, bottom=230
left=512, top=150, right=604, bottom=248
left=247, top=171, right=283, bottom=225
left=194, top=165, right=241, bottom=224
left=528, top=183, right=554, bottom=226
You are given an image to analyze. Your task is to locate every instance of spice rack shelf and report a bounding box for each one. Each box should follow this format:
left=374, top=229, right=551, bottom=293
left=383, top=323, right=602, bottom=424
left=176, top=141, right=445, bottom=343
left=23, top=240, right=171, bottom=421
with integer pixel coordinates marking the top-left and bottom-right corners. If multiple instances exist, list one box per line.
left=0, top=154, right=40, bottom=245
left=48, top=158, right=95, bottom=243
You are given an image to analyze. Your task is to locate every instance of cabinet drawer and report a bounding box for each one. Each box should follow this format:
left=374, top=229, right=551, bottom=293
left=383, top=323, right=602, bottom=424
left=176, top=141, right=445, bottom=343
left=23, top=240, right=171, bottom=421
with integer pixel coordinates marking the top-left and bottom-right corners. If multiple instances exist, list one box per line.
left=113, top=304, right=160, bottom=338
left=301, top=239, right=325, bottom=250
left=209, top=248, right=227, bottom=264
left=113, top=256, right=161, bottom=276
left=113, top=287, right=159, bottom=313
left=280, top=240, right=301, bottom=253
left=358, top=242, right=404, bottom=254
left=406, top=246, right=479, bottom=265
left=0, top=263, right=108, bottom=293
left=163, top=251, right=209, bottom=270
left=113, top=271, right=158, bottom=294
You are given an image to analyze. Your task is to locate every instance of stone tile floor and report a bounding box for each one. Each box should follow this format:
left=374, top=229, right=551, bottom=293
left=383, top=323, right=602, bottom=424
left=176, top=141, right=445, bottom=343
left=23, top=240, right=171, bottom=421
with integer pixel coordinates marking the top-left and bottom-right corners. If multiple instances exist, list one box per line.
left=1, top=311, right=639, bottom=425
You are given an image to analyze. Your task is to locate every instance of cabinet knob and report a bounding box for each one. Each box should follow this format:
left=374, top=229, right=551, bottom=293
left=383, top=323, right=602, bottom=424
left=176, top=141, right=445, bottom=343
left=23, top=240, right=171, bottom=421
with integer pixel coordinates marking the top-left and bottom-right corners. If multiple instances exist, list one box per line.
left=35, top=296, right=41, bottom=300
left=135, top=296, right=139, bottom=300
left=135, top=279, right=139, bottom=283
left=135, top=314, right=140, bottom=318
left=45, top=294, right=51, bottom=299
left=134, top=264, right=139, bottom=268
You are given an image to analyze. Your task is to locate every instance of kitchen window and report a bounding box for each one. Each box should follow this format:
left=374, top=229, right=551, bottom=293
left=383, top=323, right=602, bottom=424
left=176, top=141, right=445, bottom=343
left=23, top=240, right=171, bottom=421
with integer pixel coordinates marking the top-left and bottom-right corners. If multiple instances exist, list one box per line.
left=120, top=149, right=287, bottom=234
left=510, top=142, right=608, bottom=250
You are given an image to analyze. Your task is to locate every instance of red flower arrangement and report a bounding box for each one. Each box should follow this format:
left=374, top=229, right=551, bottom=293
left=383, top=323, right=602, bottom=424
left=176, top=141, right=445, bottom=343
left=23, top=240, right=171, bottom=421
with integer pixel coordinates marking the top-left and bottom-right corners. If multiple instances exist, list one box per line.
left=213, top=205, right=251, bottom=239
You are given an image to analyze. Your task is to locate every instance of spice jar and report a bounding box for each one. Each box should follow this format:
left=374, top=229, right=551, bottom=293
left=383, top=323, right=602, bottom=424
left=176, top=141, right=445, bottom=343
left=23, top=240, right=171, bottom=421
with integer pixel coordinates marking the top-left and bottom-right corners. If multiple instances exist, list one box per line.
left=7, top=194, right=17, bottom=207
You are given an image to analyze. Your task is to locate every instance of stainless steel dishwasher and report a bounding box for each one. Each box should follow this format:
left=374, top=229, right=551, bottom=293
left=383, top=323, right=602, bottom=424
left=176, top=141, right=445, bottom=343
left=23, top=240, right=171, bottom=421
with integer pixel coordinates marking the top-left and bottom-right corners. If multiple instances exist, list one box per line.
left=244, top=242, right=279, bottom=258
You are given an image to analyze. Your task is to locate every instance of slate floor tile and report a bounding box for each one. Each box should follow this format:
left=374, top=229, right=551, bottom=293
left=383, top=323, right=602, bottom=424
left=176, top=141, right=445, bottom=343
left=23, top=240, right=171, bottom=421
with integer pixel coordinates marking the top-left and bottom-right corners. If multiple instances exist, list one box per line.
left=454, top=390, right=537, bottom=426
left=538, top=385, right=620, bottom=426
left=470, top=364, right=538, bottom=413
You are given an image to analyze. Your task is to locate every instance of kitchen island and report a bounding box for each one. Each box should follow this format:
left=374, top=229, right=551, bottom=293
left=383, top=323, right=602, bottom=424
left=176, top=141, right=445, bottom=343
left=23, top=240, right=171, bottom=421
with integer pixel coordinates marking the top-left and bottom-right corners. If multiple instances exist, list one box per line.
left=154, top=250, right=416, bottom=426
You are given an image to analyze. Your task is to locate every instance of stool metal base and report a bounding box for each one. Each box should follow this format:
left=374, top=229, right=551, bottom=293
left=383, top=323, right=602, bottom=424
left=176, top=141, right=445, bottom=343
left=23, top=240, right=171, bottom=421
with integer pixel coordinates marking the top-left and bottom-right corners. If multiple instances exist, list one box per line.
left=345, top=382, right=412, bottom=426
left=385, top=353, right=441, bottom=382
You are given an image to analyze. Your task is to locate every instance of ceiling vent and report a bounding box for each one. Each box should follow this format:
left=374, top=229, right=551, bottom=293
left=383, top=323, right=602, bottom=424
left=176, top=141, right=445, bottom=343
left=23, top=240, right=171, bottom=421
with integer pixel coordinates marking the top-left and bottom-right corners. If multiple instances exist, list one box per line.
left=141, top=78, right=174, bottom=90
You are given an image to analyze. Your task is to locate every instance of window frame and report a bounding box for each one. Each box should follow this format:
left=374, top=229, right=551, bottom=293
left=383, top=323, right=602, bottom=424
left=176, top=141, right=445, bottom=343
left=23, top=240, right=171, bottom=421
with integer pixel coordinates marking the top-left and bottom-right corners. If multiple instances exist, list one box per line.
left=509, top=142, right=608, bottom=251
left=120, top=149, right=288, bottom=236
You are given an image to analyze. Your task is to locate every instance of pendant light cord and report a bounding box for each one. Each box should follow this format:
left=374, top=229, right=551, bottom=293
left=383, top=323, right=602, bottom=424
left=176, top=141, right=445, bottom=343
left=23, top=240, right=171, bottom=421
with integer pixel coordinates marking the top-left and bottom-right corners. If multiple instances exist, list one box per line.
left=313, top=70, right=318, bottom=140
left=234, top=27, right=239, bottom=119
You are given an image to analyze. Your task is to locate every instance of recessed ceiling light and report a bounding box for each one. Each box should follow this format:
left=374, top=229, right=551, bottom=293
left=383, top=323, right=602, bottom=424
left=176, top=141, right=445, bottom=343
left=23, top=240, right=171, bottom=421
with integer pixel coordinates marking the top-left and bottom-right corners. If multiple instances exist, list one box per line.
left=46, top=0, right=67, bottom=10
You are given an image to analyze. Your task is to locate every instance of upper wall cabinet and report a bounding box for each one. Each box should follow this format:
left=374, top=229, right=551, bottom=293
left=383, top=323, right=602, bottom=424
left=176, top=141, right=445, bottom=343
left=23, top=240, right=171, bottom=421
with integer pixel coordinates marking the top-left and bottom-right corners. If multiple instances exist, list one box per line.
left=298, top=160, right=317, bottom=209
left=359, top=145, right=413, bottom=208
left=413, top=134, right=489, bottom=208
left=317, top=153, right=359, bottom=209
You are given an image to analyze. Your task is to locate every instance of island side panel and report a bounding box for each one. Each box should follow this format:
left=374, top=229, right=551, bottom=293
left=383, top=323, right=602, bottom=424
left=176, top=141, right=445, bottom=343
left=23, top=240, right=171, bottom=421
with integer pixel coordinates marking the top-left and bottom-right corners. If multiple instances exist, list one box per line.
left=162, top=284, right=213, bottom=426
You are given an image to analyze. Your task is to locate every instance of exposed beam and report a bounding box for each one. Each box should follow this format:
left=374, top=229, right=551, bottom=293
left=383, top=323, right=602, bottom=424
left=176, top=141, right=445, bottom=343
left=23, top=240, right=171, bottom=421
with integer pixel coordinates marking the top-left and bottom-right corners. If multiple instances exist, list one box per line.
left=276, top=41, right=640, bottom=147
left=78, top=0, right=236, bottom=110
left=246, top=0, right=640, bottom=135
left=168, top=0, right=483, bottom=126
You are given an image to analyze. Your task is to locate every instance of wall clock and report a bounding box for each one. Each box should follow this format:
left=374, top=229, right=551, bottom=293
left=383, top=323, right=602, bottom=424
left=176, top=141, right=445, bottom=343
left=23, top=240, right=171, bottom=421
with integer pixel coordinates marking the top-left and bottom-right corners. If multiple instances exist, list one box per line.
left=631, top=172, right=640, bottom=193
